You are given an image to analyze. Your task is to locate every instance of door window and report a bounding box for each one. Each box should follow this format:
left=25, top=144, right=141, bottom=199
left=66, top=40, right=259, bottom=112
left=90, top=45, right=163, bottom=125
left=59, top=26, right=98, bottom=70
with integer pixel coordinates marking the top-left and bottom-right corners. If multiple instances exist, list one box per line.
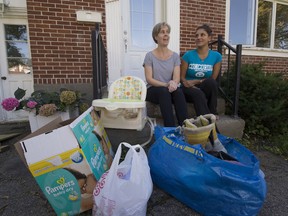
left=130, top=0, right=155, bottom=49
left=5, top=24, right=31, bottom=74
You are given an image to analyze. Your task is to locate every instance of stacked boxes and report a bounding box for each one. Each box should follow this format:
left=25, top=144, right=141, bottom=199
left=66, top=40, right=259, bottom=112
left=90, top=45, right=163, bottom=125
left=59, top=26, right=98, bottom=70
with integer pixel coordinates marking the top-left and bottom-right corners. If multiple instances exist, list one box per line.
left=15, top=107, right=114, bottom=215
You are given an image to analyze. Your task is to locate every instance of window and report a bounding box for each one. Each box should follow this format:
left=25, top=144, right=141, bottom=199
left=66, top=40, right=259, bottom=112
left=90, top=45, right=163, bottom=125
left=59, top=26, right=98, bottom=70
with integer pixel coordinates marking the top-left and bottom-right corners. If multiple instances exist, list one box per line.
left=256, top=0, right=272, bottom=48
left=229, top=0, right=288, bottom=50
left=229, top=0, right=256, bottom=45
left=5, top=24, right=31, bottom=74
left=130, top=0, right=155, bottom=49
left=273, top=2, right=288, bottom=49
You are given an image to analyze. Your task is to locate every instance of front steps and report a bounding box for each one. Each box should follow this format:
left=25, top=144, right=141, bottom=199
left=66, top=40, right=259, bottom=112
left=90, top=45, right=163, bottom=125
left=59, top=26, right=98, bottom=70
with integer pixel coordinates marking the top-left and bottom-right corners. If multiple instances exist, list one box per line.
left=97, top=88, right=245, bottom=139
left=146, top=98, right=245, bottom=139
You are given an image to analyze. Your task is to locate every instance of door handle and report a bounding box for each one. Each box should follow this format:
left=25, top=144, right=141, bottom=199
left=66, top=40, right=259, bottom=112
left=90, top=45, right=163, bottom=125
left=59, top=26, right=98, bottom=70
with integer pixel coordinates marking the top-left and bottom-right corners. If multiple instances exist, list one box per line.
left=1, top=76, right=7, bottom=80
left=124, top=38, right=128, bottom=53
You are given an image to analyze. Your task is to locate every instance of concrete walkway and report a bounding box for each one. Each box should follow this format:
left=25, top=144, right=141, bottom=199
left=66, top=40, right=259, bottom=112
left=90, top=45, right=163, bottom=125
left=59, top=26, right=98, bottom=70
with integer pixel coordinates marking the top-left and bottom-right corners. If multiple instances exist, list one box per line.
left=0, top=121, right=287, bottom=215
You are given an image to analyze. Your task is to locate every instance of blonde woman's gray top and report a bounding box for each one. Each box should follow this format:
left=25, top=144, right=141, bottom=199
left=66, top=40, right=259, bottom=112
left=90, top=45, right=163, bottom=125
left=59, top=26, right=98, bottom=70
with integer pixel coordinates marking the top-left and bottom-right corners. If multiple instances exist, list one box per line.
left=143, top=51, right=181, bottom=88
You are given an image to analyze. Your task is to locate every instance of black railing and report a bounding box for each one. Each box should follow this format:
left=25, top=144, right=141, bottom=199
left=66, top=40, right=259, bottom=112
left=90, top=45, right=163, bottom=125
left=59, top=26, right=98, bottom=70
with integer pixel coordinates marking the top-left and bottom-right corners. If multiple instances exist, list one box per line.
left=92, top=23, right=107, bottom=99
left=210, top=35, right=242, bottom=118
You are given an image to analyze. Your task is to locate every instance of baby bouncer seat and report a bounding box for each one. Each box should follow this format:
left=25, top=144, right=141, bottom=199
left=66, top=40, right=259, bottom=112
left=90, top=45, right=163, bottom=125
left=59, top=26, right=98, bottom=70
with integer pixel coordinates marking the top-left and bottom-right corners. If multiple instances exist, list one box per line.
left=92, top=76, right=147, bottom=131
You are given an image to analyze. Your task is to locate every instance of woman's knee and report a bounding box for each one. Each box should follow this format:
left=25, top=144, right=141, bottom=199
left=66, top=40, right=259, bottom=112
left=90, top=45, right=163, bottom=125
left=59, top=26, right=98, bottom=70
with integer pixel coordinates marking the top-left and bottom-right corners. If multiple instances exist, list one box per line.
left=172, top=88, right=185, bottom=97
left=203, top=78, right=218, bottom=90
left=147, top=87, right=170, bottom=101
left=157, top=87, right=172, bottom=101
left=184, top=88, right=206, bottom=101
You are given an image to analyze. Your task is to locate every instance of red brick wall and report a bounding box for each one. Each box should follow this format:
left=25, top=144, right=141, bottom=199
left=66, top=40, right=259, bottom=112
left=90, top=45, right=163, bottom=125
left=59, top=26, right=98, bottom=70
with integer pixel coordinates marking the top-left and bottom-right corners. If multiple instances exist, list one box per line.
left=242, top=56, right=288, bottom=77
left=27, top=0, right=287, bottom=86
left=180, top=0, right=226, bottom=52
left=179, top=0, right=288, bottom=76
left=26, top=0, right=106, bottom=85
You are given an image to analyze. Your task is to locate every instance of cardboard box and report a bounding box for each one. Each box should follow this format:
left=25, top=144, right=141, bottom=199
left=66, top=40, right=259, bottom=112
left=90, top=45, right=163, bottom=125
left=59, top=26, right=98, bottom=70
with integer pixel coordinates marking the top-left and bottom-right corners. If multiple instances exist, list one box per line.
left=15, top=107, right=113, bottom=215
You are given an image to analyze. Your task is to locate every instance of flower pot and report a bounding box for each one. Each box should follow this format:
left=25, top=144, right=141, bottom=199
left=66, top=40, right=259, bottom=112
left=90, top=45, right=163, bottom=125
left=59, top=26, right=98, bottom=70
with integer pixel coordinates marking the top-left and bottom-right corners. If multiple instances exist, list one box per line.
left=28, top=107, right=79, bottom=132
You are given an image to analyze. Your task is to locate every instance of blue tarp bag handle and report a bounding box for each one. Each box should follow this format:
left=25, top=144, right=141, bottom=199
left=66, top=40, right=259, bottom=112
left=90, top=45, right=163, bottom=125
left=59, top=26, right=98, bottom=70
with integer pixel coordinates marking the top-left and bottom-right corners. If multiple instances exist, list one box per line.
left=154, top=126, right=205, bottom=160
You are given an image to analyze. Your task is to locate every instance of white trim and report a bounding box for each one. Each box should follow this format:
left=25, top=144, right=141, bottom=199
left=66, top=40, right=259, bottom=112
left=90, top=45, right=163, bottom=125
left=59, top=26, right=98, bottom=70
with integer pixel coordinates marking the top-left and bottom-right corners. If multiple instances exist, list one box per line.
left=275, top=0, right=288, bottom=4
left=242, top=47, right=288, bottom=57
left=105, top=0, right=122, bottom=84
left=0, top=6, right=27, bottom=18
left=248, top=0, right=256, bottom=45
left=254, top=0, right=259, bottom=46
left=166, top=0, right=180, bottom=53
left=270, top=1, right=277, bottom=49
left=224, top=0, right=230, bottom=43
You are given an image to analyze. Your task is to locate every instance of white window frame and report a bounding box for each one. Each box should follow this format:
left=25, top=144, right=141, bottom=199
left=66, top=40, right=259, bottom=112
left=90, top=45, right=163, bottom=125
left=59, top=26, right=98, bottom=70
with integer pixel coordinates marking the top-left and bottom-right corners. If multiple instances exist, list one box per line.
left=226, top=0, right=288, bottom=58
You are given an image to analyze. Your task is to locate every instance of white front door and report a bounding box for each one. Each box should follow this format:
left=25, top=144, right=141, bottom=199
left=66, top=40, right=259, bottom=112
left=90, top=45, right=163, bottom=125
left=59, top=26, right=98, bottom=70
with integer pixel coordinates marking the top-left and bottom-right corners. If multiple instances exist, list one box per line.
left=0, top=19, right=33, bottom=121
left=121, top=0, right=163, bottom=81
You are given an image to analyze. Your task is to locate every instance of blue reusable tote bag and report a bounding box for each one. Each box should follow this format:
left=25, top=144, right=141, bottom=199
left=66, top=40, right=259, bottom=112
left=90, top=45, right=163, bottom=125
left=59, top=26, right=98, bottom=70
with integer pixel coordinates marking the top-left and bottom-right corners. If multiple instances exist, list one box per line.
left=148, top=126, right=267, bottom=216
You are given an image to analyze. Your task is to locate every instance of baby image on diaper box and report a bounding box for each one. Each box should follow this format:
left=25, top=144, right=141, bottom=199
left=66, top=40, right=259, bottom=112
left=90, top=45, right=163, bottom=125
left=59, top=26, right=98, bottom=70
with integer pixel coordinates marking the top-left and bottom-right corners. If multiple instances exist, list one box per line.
left=69, top=107, right=114, bottom=179
left=29, top=148, right=97, bottom=215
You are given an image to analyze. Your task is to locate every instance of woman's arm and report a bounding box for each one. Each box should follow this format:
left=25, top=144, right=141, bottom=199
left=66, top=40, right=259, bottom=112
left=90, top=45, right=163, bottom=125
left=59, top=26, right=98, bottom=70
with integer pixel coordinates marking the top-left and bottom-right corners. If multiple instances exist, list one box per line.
left=172, top=65, right=180, bottom=83
left=212, top=62, right=221, bottom=80
left=144, top=65, right=168, bottom=87
left=167, top=65, right=180, bottom=92
left=180, top=60, right=188, bottom=84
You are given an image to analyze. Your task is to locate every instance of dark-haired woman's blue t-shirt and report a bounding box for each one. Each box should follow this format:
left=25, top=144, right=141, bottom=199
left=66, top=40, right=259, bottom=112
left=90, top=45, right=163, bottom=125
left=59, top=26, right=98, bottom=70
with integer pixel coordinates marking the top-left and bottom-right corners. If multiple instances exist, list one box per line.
left=182, top=49, right=222, bottom=80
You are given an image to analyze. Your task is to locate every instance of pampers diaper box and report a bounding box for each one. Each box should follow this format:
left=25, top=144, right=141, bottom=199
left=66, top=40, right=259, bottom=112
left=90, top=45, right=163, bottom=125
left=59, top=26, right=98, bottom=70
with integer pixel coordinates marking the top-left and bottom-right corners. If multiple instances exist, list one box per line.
left=14, top=107, right=114, bottom=215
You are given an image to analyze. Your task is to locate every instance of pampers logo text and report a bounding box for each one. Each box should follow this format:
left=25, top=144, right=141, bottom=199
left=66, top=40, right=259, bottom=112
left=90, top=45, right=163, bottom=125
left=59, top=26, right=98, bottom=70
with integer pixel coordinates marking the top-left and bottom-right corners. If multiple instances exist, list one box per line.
left=91, top=144, right=104, bottom=170
left=45, top=177, right=75, bottom=196
left=80, top=120, right=90, bottom=134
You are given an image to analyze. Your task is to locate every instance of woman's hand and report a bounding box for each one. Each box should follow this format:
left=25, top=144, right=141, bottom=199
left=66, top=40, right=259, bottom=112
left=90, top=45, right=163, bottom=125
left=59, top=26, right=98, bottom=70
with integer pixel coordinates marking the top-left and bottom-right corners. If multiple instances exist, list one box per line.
left=182, top=79, right=204, bottom=88
left=167, top=80, right=178, bottom=92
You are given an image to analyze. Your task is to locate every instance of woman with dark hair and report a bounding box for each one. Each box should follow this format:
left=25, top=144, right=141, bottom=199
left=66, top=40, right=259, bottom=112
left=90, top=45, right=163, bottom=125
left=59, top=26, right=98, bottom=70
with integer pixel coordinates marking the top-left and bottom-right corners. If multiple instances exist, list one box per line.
left=144, top=22, right=188, bottom=126
left=181, top=24, right=222, bottom=118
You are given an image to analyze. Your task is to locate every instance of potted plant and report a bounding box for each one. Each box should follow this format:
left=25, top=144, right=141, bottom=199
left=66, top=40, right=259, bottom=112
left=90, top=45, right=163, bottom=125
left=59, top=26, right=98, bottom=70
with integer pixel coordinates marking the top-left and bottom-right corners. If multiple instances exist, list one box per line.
left=1, top=87, right=89, bottom=131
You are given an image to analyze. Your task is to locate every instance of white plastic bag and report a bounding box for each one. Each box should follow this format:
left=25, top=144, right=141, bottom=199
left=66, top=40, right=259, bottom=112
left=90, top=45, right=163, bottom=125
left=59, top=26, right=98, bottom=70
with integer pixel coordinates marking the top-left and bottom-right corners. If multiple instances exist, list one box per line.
left=92, top=142, right=153, bottom=216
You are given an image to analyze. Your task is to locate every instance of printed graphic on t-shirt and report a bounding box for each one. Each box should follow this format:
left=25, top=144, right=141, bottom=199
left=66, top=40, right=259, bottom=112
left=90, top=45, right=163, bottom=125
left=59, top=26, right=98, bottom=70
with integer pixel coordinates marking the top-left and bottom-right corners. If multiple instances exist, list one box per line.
left=188, top=63, right=213, bottom=78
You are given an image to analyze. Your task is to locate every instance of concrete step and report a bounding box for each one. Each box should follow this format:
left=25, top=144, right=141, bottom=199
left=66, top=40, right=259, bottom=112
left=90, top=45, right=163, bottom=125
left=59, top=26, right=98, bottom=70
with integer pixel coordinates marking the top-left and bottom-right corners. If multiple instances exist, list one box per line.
left=147, top=98, right=226, bottom=118
left=0, top=120, right=30, bottom=135
left=215, top=115, right=245, bottom=139
left=96, top=89, right=245, bottom=139
left=146, top=98, right=245, bottom=139
left=153, top=115, right=245, bottom=139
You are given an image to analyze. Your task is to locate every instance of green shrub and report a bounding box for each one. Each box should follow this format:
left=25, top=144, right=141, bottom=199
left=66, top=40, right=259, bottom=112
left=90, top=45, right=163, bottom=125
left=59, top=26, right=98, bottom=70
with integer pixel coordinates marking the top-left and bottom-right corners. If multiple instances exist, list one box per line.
left=223, top=63, right=288, bottom=138
left=269, top=132, right=288, bottom=157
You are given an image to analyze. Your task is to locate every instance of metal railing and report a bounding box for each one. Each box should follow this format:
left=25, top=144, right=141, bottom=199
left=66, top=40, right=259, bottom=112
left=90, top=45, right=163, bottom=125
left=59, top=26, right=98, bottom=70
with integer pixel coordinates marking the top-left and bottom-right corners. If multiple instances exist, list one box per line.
left=91, top=23, right=107, bottom=99
left=210, top=35, right=242, bottom=118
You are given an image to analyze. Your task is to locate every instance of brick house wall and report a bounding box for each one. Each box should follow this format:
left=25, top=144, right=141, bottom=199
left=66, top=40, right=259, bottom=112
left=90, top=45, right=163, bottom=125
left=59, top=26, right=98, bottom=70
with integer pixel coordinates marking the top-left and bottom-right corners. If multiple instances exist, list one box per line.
left=242, top=56, right=288, bottom=77
left=179, top=0, right=226, bottom=52
left=179, top=0, right=288, bottom=77
left=27, top=0, right=287, bottom=98
left=26, top=0, right=106, bottom=100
